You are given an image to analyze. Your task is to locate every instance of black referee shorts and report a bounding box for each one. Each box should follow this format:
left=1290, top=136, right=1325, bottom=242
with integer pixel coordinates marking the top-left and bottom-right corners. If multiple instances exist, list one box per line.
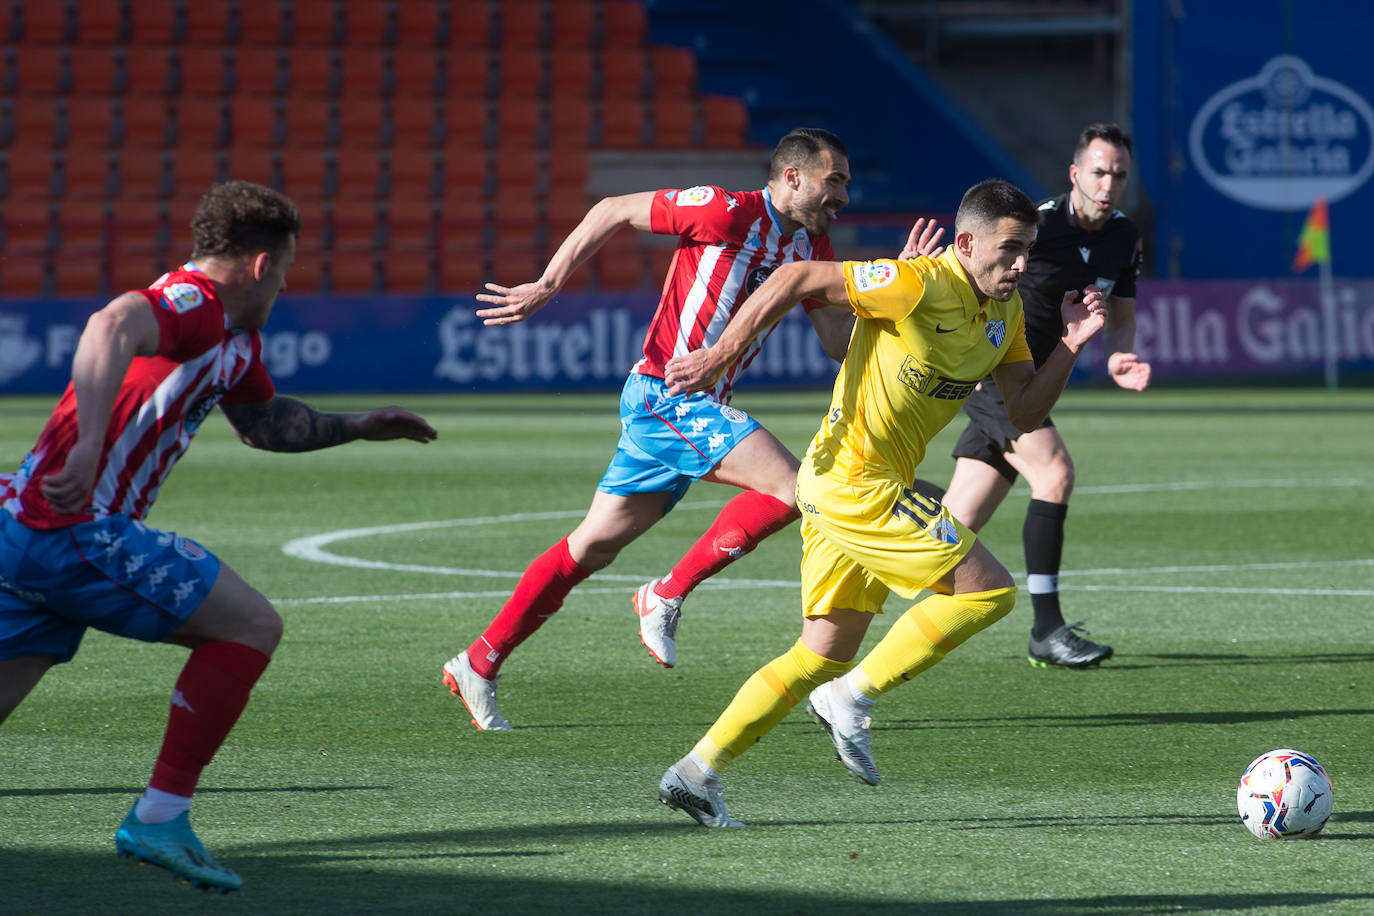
left=950, top=380, right=1055, bottom=484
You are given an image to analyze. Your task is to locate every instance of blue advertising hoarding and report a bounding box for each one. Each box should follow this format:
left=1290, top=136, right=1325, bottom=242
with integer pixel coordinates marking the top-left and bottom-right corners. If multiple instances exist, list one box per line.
left=1133, top=1, right=1374, bottom=278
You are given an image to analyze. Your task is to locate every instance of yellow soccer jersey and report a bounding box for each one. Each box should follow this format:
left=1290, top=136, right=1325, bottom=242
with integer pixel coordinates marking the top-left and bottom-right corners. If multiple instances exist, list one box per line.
left=806, top=248, right=1032, bottom=485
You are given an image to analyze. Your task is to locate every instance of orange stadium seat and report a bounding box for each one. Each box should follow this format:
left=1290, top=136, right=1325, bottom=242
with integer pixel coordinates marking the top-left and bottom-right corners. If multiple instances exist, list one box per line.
left=63, top=98, right=117, bottom=148
left=386, top=147, right=436, bottom=198
left=444, top=98, right=491, bottom=148
left=438, top=229, right=488, bottom=293
left=490, top=186, right=539, bottom=235
left=225, top=146, right=279, bottom=189
left=488, top=236, right=543, bottom=284
left=436, top=148, right=486, bottom=202
left=645, top=241, right=673, bottom=283
left=286, top=47, right=337, bottom=97
left=228, top=98, right=281, bottom=147
left=1, top=256, right=52, bottom=295
left=496, top=0, right=544, bottom=51
left=168, top=147, right=224, bottom=197
left=493, top=147, right=541, bottom=195
left=493, top=96, right=544, bottom=149
left=544, top=188, right=590, bottom=240
left=330, top=199, right=381, bottom=251
left=4, top=146, right=59, bottom=200
left=546, top=146, right=589, bottom=190
left=449, top=2, right=491, bottom=49
left=166, top=192, right=201, bottom=252
left=2, top=199, right=55, bottom=251
left=337, top=99, right=387, bottom=147
left=340, top=0, right=392, bottom=49
left=53, top=253, right=109, bottom=297
left=382, top=246, right=434, bottom=294
left=114, top=146, right=171, bottom=198
left=170, top=99, right=227, bottom=147
left=701, top=95, right=749, bottom=148
left=125, top=0, right=182, bottom=46
left=390, top=99, right=439, bottom=148
left=444, top=49, right=490, bottom=99
left=56, top=200, right=111, bottom=250
left=396, top=1, right=447, bottom=49
left=328, top=252, right=380, bottom=293
left=6, top=46, right=66, bottom=96
left=278, top=148, right=329, bottom=200
left=497, top=49, right=544, bottom=99
left=596, top=231, right=647, bottom=290
left=73, top=0, right=128, bottom=45
left=601, top=51, right=646, bottom=99
left=547, top=99, right=594, bottom=148
left=286, top=255, right=325, bottom=293
left=597, top=98, right=646, bottom=147
left=395, top=50, right=441, bottom=97
left=650, top=47, right=697, bottom=98
left=8, top=99, right=62, bottom=147
left=21, top=4, right=74, bottom=45
left=333, top=147, right=385, bottom=198
left=339, top=49, right=389, bottom=97
left=295, top=198, right=329, bottom=244
left=602, top=1, right=647, bottom=48
left=121, top=47, right=175, bottom=96
left=176, top=47, right=231, bottom=97
left=280, top=98, right=335, bottom=147
left=549, top=0, right=595, bottom=49
left=232, top=48, right=288, bottom=96
left=69, top=47, right=120, bottom=96
left=110, top=241, right=169, bottom=295
left=650, top=99, right=697, bottom=148
left=238, top=0, right=289, bottom=46
left=60, top=149, right=114, bottom=199
left=290, top=0, right=342, bottom=47
left=117, top=98, right=174, bottom=147
left=182, top=0, right=235, bottom=47
left=548, top=50, right=594, bottom=101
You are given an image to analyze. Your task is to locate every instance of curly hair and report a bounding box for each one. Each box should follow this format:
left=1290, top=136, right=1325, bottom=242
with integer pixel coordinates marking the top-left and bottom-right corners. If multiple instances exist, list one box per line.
left=189, top=180, right=302, bottom=260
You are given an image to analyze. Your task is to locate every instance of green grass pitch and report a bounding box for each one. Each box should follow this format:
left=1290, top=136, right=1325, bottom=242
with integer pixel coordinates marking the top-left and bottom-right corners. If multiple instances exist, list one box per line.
left=1, top=387, right=1372, bottom=914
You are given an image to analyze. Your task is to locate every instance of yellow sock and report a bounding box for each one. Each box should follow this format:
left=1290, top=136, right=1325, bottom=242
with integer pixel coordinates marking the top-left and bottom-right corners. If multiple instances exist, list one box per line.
left=854, top=587, right=1016, bottom=697
left=693, top=638, right=851, bottom=772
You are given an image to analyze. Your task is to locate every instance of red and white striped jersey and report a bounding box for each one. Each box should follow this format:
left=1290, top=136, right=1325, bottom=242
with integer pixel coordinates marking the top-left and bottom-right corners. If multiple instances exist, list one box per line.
left=1, top=265, right=275, bottom=529
left=636, top=185, right=835, bottom=402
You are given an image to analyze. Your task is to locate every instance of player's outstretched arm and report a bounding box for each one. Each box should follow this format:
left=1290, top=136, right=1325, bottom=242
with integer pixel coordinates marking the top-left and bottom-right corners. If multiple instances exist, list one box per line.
left=1104, top=296, right=1151, bottom=391
left=474, top=191, right=657, bottom=326
left=897, top=217, right=947, bottom=260
left=221, top=398, right=437, bottom=452
left=666, top=260, right=849, bottom=395
left=40, top=294, right=160, bottom=515
left=993, top=287, right=1106, bottom=432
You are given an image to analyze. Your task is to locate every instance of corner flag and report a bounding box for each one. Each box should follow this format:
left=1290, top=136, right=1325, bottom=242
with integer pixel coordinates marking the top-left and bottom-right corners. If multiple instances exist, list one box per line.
left=1292, top=198, right=1330, bottom=272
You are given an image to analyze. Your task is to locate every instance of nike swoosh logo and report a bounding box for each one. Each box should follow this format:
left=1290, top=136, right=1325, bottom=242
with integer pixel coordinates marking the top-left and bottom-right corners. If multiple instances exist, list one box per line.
left=935, top=325, right=957, bottom=333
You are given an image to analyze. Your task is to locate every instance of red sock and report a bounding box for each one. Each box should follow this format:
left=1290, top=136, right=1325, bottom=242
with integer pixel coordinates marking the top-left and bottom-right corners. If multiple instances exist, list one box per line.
left=655, top=491, right=799, bottom=601
left=149, top=641, right=271, bottom=798
left=466, top=537, right=592, bottom=679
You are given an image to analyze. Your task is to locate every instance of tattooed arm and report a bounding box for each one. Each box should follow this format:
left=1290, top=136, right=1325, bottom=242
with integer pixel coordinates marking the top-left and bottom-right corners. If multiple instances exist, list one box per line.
left=220, top=397, right=438, bottom=453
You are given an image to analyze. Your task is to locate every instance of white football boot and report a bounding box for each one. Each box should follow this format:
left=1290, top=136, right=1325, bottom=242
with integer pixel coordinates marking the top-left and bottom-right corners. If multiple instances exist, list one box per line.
left=442, top=651, right=513, bottom=731
left=806, top=678, right=880, bottom=785
left=658, top=764, right=745, bottom=828
left=634, top=580, right=683, bottom=668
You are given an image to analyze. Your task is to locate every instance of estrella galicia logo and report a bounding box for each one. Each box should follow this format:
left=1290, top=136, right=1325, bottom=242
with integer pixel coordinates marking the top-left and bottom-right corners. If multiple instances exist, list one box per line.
left=1189, top=55, right=1374, bottom=210
left=183, top=383, right=228, bottom=434
left=745, top=265, right=774, bottom=295
left=0, top=314, right=43, bottom=385
left=985, top=319, right=1006, bottom=348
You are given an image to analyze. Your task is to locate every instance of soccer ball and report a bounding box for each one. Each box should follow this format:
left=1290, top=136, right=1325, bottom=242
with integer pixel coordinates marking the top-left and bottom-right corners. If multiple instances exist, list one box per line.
left=1236, top=749, right=1332, bottom=839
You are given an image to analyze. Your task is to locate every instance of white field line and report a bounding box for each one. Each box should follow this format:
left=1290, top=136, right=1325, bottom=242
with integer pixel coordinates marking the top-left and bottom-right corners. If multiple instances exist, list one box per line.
left=275, top=482, right=1374, bottom=604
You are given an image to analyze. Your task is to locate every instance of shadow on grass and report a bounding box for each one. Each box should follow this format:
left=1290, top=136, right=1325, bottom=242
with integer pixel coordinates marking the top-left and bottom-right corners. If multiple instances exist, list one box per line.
left=3, top=845, right=1374, bottom=915
left=0, top=784, right=388, bottom=799
left=872, top=707, right=1374, bottom=732
left=1099, top=651, right=1374, bottom=671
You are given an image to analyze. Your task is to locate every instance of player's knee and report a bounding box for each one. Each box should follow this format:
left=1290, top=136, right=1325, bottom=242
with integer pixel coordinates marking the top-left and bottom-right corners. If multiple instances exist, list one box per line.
left=243, top=595, right=284, bottom=655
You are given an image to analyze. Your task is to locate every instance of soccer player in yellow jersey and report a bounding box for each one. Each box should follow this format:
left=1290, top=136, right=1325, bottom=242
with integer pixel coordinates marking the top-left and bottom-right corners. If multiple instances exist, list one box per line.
left=654, top=179, right=1107, bottom=826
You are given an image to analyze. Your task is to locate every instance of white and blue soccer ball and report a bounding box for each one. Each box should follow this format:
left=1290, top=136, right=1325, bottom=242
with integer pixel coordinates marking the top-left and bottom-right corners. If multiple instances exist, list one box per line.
left=1237, top=748, right=1332, bottom=839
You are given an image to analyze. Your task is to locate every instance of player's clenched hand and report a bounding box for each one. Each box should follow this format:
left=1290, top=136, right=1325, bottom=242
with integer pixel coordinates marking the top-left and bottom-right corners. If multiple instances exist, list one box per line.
left=1060, top=286, right=1107, bottom=354
left=351, top=407, right=438, bottom=443
left=897, top=217, right=946, bottom=260
left=664, top=349, right=726, bottom=396
left=474, top=280, right=556, bottom=326
left=1108, top=352, right=1152, bottom=391
left=39, top=439, right=101, bottom=515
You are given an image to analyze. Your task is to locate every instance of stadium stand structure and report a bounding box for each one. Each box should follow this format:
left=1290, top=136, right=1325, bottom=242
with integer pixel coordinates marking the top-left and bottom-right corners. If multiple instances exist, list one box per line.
left=0, top=0, right=756, bottom=296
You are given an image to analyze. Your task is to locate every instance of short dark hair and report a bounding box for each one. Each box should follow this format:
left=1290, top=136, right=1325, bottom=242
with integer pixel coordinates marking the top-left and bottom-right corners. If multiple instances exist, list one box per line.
left=954, top=179, right=1037, bottom=234
left=190, top=180, right=302, bottom=260
left=1075, top=122, right=1133, bottom=160
left=768, top=128, right=848, bottom=180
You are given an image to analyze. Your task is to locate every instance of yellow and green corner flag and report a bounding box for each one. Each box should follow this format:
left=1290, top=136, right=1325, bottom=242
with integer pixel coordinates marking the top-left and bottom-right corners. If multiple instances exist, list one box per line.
left=1292, top=197, right=1330, bottom=272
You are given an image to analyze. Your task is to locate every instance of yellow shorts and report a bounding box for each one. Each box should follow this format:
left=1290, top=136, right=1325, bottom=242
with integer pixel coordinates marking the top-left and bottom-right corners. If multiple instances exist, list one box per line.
left=796, top=462, right=975, bottom=616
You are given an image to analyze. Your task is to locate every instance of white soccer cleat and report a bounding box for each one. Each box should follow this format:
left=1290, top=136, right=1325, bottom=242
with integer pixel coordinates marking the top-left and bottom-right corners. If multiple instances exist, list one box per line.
left=442, top=651, right=513, bottom=731
left=806, top=679, right=880, bottom=786
left=634, top=581, right=683, bottom=668
left=658, top=764, right=745, bottom=828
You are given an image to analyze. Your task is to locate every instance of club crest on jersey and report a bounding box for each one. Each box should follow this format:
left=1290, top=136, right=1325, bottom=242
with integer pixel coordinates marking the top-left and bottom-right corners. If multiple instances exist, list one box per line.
left=853, top=261, right=897, bottom=292
left=931, top=518, right=960, bottom=545
left=718, top=405, right=748, bottom=423
left=676, top=186, right=715, bottom=207
left=172, top=536, right=207, bottom=561
left=985, top=319, right=1006, bottom=348
left=160, top=283, right=205, bottom=314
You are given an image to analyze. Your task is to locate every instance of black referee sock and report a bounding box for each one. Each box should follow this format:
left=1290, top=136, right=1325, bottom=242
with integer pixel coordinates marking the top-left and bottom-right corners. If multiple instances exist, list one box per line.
left=1023, top=499, right=1069, bottom=640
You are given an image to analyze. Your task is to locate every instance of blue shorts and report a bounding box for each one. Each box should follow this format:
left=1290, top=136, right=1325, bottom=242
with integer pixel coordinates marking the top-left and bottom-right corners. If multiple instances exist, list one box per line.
left=597, top=373, right=763, bottom=511
left=0, top=510, right=221, bottom=664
